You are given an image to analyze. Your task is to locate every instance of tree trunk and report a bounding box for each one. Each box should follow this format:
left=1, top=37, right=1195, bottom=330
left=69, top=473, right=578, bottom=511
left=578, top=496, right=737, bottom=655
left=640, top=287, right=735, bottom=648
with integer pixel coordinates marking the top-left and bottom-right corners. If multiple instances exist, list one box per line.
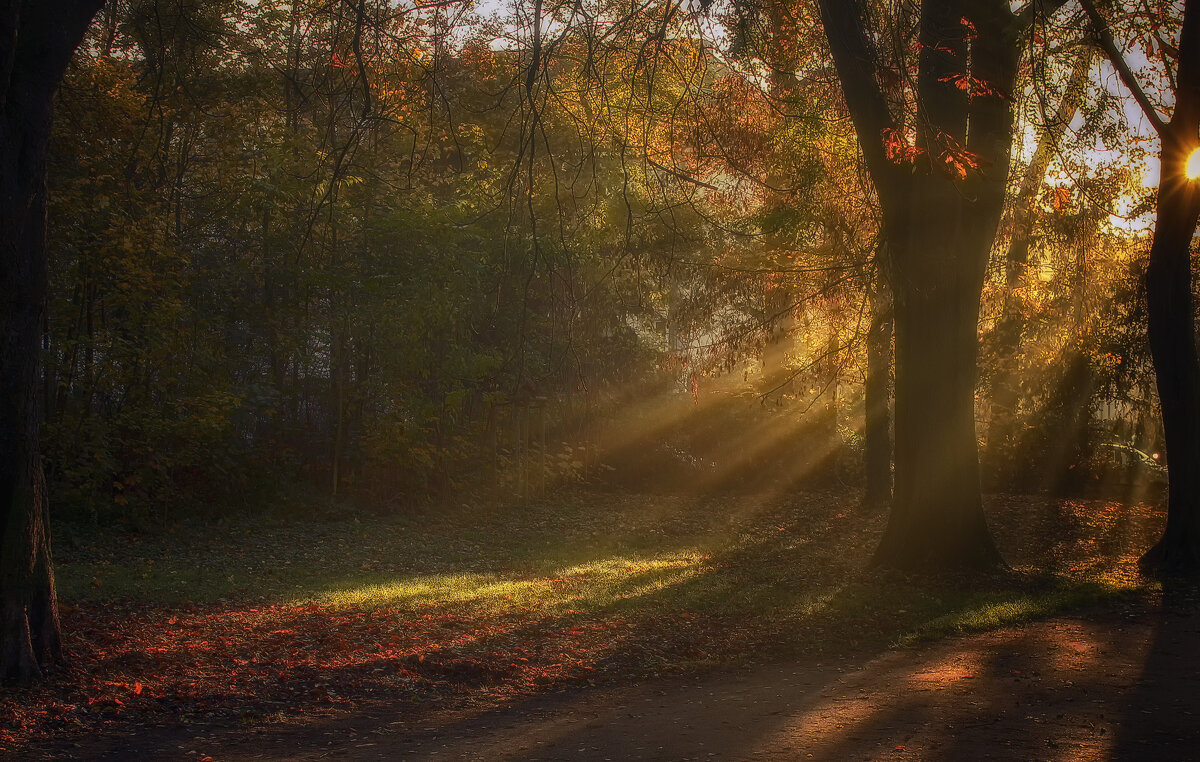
left=1078, top=0, right=1200, bottom=576
left=820, top=0, right=1025, bottom=572
left=1140, top=123, right=1200, bottom=574
left=0, top=0, right=104, bottom=683
left=862, top=262, right=892, bottom=509
left=875, top=200, right=1002, bottom=570
left=1108, top=0, right=1200, bottom=575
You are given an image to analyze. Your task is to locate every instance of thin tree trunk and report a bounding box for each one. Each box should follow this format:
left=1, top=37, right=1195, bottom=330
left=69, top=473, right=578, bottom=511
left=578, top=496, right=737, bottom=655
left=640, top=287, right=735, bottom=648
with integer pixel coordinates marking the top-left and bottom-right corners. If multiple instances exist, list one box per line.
left=1080, top=0, right=1200, bottom=574
left=862, top=261, right=892, bottom=510
left=1141, top=121, right=1200, bottom=573
left=985, top=49, right=1094, bottom=487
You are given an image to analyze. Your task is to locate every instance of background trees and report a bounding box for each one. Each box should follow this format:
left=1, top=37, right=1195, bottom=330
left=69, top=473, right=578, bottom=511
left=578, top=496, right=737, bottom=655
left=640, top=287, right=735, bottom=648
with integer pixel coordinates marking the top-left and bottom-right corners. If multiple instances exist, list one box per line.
left=34, top=0, right=1181, bottom=526
left=28, top=4, right=1186, bottom=510
left=3, top=0, right=1192, bottom=682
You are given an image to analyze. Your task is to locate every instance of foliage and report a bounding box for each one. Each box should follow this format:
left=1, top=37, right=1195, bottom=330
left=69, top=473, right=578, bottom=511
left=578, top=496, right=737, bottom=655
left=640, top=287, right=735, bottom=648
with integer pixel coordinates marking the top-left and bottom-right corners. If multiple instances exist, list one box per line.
left=37, top=0, right=1177, bottom=520
left=46, top=0, right=735, bottom=515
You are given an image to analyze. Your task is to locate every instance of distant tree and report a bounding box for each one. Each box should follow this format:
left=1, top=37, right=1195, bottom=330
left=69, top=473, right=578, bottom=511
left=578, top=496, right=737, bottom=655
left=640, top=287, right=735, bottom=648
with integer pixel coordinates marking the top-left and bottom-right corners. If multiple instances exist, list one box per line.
left=1081, top=0, right=1200, bottom=574
left=0, top=0, right=104, bottom=682
left=984, top=45, right=1094, bottom=488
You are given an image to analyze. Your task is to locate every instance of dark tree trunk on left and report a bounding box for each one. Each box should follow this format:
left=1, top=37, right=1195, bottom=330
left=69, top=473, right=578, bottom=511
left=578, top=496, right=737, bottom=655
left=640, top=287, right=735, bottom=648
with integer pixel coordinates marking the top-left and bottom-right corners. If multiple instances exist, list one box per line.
left=0, top=0, right=103, bottom=683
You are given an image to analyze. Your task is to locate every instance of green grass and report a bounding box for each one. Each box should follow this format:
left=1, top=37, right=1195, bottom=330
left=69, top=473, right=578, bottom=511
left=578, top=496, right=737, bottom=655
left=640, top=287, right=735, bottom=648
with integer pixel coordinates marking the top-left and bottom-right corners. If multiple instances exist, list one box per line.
left=53, top=490, right=1165, bottom=661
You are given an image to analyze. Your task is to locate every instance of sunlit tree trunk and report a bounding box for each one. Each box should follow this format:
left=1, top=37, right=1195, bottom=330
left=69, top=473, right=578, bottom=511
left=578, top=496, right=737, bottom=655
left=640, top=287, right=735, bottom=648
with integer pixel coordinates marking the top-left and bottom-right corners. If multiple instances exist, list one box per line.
left=820, top=0, right=1038, bottom=571
left=0, top=0, right=104, bottom=683
left=1141, top=146, right=1200, bottom=572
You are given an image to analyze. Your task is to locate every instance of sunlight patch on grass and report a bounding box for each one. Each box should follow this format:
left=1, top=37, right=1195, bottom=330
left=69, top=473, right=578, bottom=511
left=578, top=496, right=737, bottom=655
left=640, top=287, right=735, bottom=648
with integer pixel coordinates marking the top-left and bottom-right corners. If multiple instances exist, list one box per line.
left=319, top=573, right=553, bottom=609
left=899, top=583, right=1129, bottom=646
left=316, top=551, right=711, bottom=612
left=558, top=554, right=703, bottom=579
left=932, top=597, right=1047, bottom=632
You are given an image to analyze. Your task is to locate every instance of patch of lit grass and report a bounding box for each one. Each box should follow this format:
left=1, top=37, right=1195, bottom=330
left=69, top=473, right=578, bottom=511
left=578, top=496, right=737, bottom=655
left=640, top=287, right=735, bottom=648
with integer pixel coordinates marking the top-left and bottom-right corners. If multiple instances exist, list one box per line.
left=314, top=552, right=711, bottom=613
left=898, top=581, right=1140, bottom=646
left=319, top=573, right=554, bottom=609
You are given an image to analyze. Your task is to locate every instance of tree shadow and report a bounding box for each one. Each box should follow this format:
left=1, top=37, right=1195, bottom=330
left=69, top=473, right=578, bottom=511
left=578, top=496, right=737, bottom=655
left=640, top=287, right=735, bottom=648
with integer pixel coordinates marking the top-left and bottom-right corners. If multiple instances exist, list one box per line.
left=32, top=492, right=1177, bottom=760
left=1110, top=581, right=1200, bottom=759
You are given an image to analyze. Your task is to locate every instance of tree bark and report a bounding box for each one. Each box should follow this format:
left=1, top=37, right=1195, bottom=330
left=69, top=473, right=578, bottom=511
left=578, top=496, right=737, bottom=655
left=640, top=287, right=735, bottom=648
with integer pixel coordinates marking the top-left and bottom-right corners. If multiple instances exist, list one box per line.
left=879, top=192, right=1002, bottom=570
left=1082, top=0, right=1200, bottom=575
left=1141, top=75, right=1200, bottom=573
left=862, top=259, right=892, bottom=510
left=0, top=0, right=103, bottom=683
left=820, top=0, right=1028, bottom=571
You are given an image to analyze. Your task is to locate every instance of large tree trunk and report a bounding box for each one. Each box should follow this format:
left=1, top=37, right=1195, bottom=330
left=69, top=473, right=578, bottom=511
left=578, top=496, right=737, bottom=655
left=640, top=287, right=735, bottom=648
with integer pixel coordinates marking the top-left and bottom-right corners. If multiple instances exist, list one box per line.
left=820, top=0, right=1025, bottom=572
left=876, top=192, right=1002, bottom=570
left=1140, top=120, right=1200, bottom=574
left=0, top=0, right=103, bottom=683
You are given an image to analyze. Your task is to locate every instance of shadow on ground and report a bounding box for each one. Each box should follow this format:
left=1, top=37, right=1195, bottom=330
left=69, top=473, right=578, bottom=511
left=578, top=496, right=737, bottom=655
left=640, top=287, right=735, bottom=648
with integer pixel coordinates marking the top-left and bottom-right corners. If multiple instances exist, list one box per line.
left=49, top=591, right=1200, bottom=762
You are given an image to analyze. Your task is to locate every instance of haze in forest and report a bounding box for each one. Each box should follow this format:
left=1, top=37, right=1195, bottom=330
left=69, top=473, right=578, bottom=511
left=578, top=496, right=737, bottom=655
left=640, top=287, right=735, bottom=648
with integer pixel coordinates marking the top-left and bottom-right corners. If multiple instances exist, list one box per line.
left=28, top=0, right=1173, bottom=519
left=2, top=1, right=1200, bottom=754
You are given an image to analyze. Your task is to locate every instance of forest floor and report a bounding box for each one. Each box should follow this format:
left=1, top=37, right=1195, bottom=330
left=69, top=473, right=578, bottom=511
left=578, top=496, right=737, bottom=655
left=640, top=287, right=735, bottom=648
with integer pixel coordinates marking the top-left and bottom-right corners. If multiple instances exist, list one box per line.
left=6, top=487, right=1193, bottom=760
left=65, top=594, right=1200, bottom=761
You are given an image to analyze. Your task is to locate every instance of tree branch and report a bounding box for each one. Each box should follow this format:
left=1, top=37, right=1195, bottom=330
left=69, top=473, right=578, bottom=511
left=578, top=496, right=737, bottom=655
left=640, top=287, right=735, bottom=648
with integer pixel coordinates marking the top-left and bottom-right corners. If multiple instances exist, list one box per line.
left=1013, top=0, right=1071, bottom=33
left=1173, top=0, right=1200, bottom=132
left=817, top=0, right=904, bottom=210
left=1079, top=0, right=1170, bottom=137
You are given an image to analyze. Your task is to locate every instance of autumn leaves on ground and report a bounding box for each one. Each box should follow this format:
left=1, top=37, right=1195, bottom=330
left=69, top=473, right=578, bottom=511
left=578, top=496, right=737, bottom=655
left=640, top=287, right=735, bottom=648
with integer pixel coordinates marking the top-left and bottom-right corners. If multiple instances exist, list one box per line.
left=3, top=488, right=1165, bottom=759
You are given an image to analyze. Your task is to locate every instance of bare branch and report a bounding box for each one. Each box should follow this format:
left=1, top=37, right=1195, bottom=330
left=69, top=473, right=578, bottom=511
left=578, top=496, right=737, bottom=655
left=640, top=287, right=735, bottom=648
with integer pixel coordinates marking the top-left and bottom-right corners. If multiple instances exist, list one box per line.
left=816, top=0, right=905, bottom=210
left=1013, top=0, right=1072, bottom=32
left=1079, top=0, right=1170, bottom=137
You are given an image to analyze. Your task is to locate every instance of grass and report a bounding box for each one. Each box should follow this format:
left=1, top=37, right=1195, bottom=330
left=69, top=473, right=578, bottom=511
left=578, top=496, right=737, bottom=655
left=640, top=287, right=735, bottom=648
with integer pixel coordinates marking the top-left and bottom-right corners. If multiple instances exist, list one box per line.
left=54, top=489, right=1163, bottom=654
left=4, top=488, right=1165, bottom=754
left=313, top=554, right=708, bottom=611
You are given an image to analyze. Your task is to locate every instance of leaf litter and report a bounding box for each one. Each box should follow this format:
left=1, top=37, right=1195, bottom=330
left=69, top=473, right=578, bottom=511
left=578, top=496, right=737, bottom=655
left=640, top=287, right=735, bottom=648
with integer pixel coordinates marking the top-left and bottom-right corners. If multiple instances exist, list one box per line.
left=0, top=490, right=1167, bottom=756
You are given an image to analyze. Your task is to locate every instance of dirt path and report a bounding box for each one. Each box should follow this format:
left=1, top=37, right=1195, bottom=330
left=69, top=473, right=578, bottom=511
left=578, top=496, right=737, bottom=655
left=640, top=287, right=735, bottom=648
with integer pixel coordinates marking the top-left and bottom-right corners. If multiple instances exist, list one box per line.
left=55, top=597, right=1200, bottom=762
